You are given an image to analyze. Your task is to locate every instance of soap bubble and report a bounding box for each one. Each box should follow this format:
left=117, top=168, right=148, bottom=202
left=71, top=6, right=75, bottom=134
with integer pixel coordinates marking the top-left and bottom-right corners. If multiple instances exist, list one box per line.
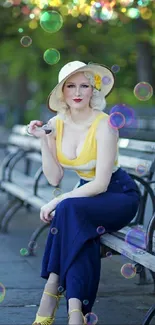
left=96, top=226, right=105, bottom=235
left=125, top=227, right=146, bottom=251
left=43, top=48, right=60, bottom=65
left=51, top=227, right=58, bottom=235
left=58, top=286, right=64, bottom=293
left=134, top=82, right=153, bottom=101
left=40, top=11, right=63, bottom=33
left=102, top=75, right=113, bottom=85
left=0, top=283, right=6, bottom=303
left=108, top=112, right=125, bottom=130
left=20, top=248, right=29, bottom=256
left=111, top=64, right=120, bottom=73
left=121, top=263, right=136, bottom=279
left=20, top=36, right=32, bottom=47
left=83, top=299, right=89, bottom=305
left=109, top=104, right=138, bottom=139
left=84, top=312, right=98, bottom=325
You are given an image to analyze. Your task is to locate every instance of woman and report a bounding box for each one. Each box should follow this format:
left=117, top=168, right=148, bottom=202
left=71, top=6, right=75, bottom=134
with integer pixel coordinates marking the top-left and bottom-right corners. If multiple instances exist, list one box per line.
left=28, top=61, right=140, bottom=325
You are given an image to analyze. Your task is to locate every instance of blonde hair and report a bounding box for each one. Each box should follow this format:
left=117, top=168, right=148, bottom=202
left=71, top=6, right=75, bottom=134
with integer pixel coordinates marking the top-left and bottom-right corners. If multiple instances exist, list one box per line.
left=55, top=72, right=106, bottom=116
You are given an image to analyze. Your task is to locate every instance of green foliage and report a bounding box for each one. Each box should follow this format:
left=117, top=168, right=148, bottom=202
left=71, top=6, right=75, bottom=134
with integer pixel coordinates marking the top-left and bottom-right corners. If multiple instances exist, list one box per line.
left=0, top=3, right=155, bottom=125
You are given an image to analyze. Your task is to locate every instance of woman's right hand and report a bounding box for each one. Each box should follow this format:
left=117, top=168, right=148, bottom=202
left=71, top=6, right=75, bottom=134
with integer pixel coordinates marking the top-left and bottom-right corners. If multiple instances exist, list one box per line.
left=27, top=120, right=46, bottom=138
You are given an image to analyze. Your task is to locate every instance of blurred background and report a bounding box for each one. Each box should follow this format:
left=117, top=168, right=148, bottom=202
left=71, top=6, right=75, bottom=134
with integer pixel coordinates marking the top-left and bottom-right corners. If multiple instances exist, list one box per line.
left=0, top=0, right=154, bottom=129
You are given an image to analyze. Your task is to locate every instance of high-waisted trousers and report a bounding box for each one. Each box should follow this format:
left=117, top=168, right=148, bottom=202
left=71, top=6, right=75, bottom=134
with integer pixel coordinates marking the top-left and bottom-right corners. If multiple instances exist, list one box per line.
left=41, top=167, right=140, bottom=315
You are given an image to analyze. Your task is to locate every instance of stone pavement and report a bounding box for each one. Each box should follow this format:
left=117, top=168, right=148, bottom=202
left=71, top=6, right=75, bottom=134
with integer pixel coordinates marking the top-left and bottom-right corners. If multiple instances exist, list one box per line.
left=0, top=190, right=155, bottom=325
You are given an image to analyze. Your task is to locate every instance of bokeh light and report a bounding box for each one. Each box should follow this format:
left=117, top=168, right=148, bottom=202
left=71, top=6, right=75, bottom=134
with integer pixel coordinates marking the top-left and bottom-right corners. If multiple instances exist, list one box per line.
left=90, top=1, right=113, bottom=23
left=134, top=82, right=153, bottom=101
left=43, top=48, right=60, bottom=65
left=121, top=263, right=137, bottom=279
left=40, top=10, right=63, bottom=33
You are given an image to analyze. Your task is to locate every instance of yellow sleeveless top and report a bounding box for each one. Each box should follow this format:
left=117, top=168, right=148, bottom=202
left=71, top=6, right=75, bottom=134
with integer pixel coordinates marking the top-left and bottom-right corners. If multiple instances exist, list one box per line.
left=56, top=112, right=120, bottom=181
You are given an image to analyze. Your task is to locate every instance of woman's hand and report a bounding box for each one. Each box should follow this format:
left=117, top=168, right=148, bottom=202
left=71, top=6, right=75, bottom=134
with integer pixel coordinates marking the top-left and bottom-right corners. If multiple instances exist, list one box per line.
left=40, top=198, right=59, bottom=224
left=27, top=120, right=46, bottom=138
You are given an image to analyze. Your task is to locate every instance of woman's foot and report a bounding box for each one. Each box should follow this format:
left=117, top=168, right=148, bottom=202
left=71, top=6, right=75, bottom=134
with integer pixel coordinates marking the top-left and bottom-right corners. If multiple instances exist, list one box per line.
left=32, top=292, right=63, bottom=325
left=68, top=309, right=86, bottom=325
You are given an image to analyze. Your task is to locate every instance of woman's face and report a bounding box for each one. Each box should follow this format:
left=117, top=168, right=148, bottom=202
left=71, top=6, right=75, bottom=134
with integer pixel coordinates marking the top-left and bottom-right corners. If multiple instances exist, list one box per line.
left=63, top=72, right=93, bottom=110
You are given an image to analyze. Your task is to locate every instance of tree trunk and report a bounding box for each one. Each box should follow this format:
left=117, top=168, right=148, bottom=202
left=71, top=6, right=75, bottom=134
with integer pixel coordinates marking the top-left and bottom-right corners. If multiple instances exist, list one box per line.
left=12, top=73, right=30, bottom=125
left=134, top=18, right=154, bottom=87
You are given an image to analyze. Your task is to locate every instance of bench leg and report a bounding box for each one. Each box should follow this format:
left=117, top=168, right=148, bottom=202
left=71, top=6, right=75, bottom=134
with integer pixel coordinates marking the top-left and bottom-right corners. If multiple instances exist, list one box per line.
left=0, top=198, right=18, bottom=227
left=27, top=223, right=49, bottom=256
left=136, top=266, right=153, bottom=286
left=0, top=200, right=23, bottom=233
left=149, top=271, right=155, bottom=295
left=142, top=304, right=155, bottom=325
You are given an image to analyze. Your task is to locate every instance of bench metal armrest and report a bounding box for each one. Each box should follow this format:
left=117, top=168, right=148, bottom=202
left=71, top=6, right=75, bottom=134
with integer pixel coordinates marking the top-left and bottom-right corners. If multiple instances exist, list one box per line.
left=129, top=173, right=155, bottom=225
left=146, top=212, right=155, bottom=253
left=1, top=148, right=24, bottom=182
left=7, top=149, right=36, bottom=182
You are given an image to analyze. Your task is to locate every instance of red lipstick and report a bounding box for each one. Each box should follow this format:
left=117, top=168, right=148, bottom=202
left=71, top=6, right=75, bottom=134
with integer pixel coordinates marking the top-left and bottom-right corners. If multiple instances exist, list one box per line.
left=73, top=99, right=82, bottom=102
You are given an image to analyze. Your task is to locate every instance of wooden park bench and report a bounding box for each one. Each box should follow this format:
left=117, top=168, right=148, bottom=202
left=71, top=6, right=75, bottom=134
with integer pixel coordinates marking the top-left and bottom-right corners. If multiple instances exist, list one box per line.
left=0, top=124, right=155, bottom=303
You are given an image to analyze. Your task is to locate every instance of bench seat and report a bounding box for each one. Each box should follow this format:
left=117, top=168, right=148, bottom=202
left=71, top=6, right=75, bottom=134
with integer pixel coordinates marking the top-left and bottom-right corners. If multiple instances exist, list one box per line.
left=100, top=233, right=155, bottom=272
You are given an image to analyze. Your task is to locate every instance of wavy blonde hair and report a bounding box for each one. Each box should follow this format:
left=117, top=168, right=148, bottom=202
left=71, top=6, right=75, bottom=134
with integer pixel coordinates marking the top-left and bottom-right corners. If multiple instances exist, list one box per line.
left=55, top=72, right=106, bottom=116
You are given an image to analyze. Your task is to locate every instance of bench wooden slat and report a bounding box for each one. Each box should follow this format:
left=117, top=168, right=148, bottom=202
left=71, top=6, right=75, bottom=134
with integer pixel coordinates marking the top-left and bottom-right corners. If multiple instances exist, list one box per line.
left=100, top=233, right=155, bottom=272
left=119, top=155, right=152, bottom=171
left=119, top=138, right=155, bottom=153
left=1, top=181, right=32, bottom=200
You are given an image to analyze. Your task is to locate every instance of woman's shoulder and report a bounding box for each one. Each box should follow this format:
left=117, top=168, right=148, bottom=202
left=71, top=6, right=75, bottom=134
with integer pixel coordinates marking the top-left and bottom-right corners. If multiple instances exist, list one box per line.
left=96, top=112, right=119, bottom=140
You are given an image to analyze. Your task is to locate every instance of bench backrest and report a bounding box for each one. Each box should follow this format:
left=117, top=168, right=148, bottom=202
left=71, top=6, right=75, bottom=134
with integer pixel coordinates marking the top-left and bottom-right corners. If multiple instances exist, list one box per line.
left=8, top=125, right=155, bottom=177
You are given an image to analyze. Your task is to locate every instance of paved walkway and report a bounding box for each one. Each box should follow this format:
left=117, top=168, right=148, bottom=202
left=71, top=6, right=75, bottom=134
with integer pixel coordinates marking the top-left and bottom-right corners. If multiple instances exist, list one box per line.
left=0, top=191, right=155, bottom=325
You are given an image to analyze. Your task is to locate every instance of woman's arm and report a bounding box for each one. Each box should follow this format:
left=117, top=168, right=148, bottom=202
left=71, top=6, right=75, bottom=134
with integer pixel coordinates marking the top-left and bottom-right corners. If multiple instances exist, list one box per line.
left=41, top=116, right=64, bottom=186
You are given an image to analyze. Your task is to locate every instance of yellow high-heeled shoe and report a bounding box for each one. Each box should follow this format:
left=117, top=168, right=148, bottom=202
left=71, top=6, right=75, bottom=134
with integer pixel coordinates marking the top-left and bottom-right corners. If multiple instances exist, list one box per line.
left=32, top=292, right=64, bottom=325
left=68, top=309, right=87, bottom=325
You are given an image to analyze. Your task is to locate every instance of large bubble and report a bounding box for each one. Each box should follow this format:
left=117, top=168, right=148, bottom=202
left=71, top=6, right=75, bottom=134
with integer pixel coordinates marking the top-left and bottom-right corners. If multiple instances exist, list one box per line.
left=121, top=263, right=136, bottom=279
left=125, top=226, right=147, bottom=251
left=84, top=312, right=98, bottom=325
left=43, top=48, right=60, bottom=65
left=40, top=11, right=63, bottom=33
left=134, top=82, right=153, bottom=101
left=109, top=104, right=138, bottom=139
left=108, top=112, right=125, bottom=130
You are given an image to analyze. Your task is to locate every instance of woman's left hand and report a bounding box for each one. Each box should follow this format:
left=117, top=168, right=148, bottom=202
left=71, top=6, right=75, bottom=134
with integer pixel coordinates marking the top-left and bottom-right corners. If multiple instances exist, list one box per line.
left=40, top=198, right=60, bottom=224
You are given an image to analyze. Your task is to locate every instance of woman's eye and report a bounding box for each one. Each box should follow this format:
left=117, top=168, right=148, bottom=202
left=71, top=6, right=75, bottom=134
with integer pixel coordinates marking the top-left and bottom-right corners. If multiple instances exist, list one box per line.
left=82, top=85, right=89, bottom=88
left=67, top=85, right=75, bottom=88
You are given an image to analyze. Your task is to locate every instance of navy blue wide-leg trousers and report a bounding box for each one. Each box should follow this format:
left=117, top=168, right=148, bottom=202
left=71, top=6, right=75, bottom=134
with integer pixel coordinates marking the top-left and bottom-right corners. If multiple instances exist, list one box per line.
left=41, top=168, right=140, bottom=315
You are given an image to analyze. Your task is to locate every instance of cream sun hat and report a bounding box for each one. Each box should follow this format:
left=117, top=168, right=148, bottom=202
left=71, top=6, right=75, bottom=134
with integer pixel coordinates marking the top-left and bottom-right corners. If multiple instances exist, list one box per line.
left=47, top=61, right=115, bottom=112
